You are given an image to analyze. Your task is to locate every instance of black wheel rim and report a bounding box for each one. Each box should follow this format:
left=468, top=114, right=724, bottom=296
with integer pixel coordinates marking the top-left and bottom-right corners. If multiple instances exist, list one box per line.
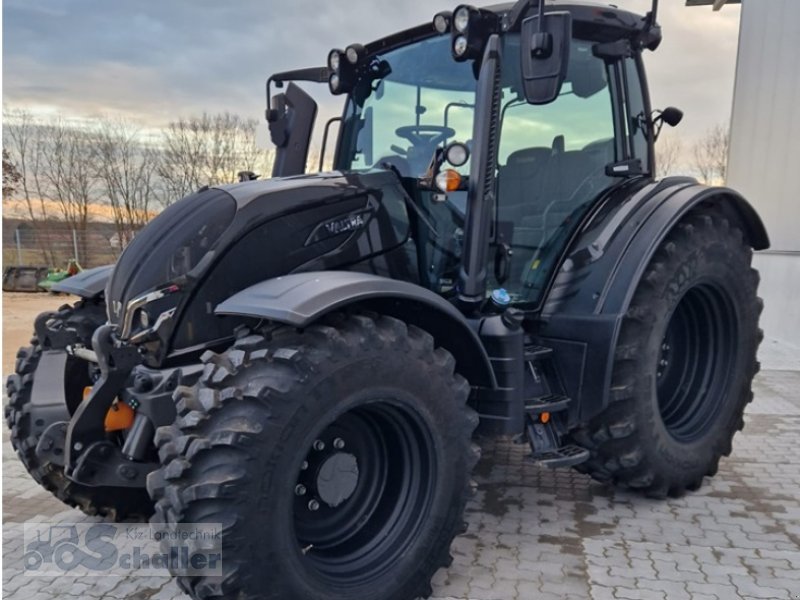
left=293, top=401, right=436, bottom=585
left=656, top=282, right=738, bottom=442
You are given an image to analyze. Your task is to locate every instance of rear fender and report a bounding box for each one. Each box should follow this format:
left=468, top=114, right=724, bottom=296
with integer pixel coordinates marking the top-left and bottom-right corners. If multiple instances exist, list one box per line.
left=215, top=271, right=496, bottom=388
left=538, top=180, right=769, bottom=423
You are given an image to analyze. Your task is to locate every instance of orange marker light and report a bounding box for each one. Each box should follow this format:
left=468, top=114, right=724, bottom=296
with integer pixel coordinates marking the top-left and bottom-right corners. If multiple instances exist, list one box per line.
left=540, top=412, right=551, bottom=424
left=83, top=386, right=93, bottom=400
left=104, top=401, right=135, bottom=432
left=435, top=169, right=462, bottom=193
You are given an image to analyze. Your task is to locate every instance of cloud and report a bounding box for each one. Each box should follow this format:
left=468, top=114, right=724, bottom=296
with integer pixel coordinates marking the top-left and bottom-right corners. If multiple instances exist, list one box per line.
left=3, top=0, right=741, bottom=143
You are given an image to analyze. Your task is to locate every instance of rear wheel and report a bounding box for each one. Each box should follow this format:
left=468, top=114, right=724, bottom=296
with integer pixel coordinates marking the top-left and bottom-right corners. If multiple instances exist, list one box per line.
left=5, top=300, right=153, bottom=520
left=147, top=312, right=478, bottom=600
left=573, top=206, right=763, bottom=498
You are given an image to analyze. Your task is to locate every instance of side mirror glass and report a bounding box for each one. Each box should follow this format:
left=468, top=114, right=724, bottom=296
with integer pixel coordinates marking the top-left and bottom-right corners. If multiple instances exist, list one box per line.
left=520, top=11, right=572, bottom=105
left=661, top=106, right=684, bottom=128
left=652, top=106, right=683, bottom=141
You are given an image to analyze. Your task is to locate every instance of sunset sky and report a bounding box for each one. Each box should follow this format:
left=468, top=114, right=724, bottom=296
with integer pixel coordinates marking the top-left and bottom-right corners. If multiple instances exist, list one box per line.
left=3, top=0, right=742, bottom=145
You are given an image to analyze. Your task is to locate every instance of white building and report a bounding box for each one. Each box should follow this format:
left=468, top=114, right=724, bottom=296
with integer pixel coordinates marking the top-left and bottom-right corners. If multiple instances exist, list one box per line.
left=692, top=0, right=800, bottom=349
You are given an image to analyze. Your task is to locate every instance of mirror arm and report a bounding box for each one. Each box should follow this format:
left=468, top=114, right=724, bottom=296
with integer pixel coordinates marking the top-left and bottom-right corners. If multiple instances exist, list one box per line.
left=652, top=112, right=665, bottom=141
left=503, top=0, right=537, bottom=32
left=265, top=66, right=330, bottom=121
left=319, top=117, right=343, bottom=172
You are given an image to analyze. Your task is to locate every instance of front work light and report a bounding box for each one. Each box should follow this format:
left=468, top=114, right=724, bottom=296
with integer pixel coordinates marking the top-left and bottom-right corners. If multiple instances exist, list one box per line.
left=327, top=47, right=356, bottom=95
left=329, top=73, right=342, bottom=95
left=454, top=6, right=473, bottom=33
left=433, top=12, right=451, bottom=34
left=328, top=49, right=343, bottom=72
left=345, top=44, right=366, bottom=65
left=453, top=36, right=469, bottom=58
left=449, top=5, right=499, bottom=62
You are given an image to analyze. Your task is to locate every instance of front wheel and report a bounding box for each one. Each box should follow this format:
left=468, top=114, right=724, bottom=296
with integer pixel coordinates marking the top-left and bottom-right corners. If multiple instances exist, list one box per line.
left=573, top=205, right=763, bottom=498
left=147, top=313, right=478, bottom=600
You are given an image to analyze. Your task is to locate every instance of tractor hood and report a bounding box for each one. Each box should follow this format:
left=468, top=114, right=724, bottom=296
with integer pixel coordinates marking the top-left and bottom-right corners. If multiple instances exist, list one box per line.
left=105, top=169, right=412, bottom=350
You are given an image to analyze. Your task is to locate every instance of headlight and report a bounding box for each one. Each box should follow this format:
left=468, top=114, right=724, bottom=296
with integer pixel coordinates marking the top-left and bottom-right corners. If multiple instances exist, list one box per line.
left=454, top=6, right=471, bottom=33
left=445, top=142, right=470, bottom=167
left=453, top=36, right=469, bottom=58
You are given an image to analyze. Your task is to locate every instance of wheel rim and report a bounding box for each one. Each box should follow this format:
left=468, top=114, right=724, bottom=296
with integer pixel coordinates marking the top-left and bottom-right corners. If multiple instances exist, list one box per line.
left=656, top=282, right=738, bottom=442
left=293, top=401, right=436, bottom=585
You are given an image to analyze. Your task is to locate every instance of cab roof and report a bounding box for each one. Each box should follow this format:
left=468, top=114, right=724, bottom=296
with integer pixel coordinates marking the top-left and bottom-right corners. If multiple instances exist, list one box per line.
left=364, top=1, right=654, bottom=57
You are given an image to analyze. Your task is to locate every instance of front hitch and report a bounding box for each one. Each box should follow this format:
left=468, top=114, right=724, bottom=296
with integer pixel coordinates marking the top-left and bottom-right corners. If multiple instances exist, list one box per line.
left=61, top=325, right=159, bottom=487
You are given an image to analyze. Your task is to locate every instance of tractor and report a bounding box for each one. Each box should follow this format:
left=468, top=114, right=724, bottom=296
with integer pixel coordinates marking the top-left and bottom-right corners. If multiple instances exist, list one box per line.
left=6, top=1, right=767, bottom=599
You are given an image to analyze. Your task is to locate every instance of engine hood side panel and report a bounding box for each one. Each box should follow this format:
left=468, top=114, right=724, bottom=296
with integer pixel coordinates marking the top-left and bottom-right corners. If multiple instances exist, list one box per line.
left=103, top=169, right=416, bottom=361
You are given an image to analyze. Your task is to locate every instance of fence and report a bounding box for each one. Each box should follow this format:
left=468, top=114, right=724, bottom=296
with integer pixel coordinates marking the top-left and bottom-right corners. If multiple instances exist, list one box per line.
left=3, top=220, right=127, bottom=270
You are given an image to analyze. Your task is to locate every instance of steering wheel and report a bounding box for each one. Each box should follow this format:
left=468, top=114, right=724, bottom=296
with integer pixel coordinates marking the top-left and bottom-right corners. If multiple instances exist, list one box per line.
left=395, top=125, right=456, bottom=148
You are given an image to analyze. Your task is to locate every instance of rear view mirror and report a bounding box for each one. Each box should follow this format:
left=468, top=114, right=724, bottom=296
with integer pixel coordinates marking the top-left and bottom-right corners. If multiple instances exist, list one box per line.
left=520, top=11, right=572, bottom=105
left=660, top=106, right=684, bottom=127
left=652, top=106, right=684, bottom=140
left=268, top=83, right=318, bottom=177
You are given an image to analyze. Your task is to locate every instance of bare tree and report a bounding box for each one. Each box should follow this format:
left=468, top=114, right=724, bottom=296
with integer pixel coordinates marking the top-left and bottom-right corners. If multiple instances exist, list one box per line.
left=655, top=132, right=684, bottom=179
left=36, top=118, right=99, bottom=261
left=3, top=109, right=58, bottom=264
left=94, top=119, right=159, bottom=251
left=2, top=148, right=22, bottom=196
left=158, top=116, right=206, bottom=200
left=693, top=123, right=730, bottom=185
left=157, top=113, right=273, bottom=204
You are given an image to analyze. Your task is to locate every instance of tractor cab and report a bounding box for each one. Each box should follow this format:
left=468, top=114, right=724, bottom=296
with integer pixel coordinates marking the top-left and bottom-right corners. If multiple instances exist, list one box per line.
left=268, top=0, right=663, bottom=310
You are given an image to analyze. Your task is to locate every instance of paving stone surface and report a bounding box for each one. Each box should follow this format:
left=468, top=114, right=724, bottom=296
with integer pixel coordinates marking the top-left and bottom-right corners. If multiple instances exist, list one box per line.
left=3, top=366, right=799, bottom=600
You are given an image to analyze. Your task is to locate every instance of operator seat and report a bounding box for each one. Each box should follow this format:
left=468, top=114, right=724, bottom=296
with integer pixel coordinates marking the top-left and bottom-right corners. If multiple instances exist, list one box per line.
left=496, top=136, right=567, bottom=281
left=496, top=146, right=552, bottom=222
left=518, top=137, right=616, bottom=291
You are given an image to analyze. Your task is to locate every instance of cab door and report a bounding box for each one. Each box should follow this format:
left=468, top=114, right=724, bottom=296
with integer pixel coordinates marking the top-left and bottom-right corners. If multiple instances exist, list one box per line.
left=489, top=35, right=634, bottom=307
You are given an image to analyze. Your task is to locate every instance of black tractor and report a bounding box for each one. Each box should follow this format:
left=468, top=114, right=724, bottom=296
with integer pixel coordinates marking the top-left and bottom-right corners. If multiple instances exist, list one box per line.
left=6, top=1, right=767, bottom=599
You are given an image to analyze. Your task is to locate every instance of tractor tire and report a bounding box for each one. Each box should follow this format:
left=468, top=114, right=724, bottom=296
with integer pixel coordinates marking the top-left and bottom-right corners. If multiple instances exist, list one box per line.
left=147, top=312, right=479, bottom=600
left=572, top=205, right=763, bottom=498
left=5, top=299, right=153, bottom=521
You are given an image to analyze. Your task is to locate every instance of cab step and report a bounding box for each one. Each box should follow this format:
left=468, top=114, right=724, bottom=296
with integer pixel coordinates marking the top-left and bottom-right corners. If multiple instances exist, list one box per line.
left=524, top=345, right=553, bottom=361
left=525, top=417, right=589, bottom=469
left=525, top=393, right=570, bottom=414
left=530, top=444, right=590, bottom=469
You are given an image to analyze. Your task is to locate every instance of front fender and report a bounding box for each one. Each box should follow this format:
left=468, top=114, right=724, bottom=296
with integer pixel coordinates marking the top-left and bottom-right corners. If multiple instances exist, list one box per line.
left=51, top=265, right=114, bottom=299
left=216, top=271, right=496, bottom=388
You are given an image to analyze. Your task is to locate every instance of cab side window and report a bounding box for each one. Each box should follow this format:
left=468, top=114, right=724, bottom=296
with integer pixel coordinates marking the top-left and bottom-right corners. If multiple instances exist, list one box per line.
left=492, top=37, right=619, bottom=305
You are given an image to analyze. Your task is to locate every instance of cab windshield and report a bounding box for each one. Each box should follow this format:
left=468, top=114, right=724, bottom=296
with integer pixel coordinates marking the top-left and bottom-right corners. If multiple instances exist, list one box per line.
left=335, top=31, right=620, bottom=307
left=336, top=35, right=477, bottom=177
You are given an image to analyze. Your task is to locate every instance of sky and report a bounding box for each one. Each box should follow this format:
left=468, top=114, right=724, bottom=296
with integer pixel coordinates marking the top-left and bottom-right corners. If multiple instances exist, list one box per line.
left=2, top=0, right=742, bottom=145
